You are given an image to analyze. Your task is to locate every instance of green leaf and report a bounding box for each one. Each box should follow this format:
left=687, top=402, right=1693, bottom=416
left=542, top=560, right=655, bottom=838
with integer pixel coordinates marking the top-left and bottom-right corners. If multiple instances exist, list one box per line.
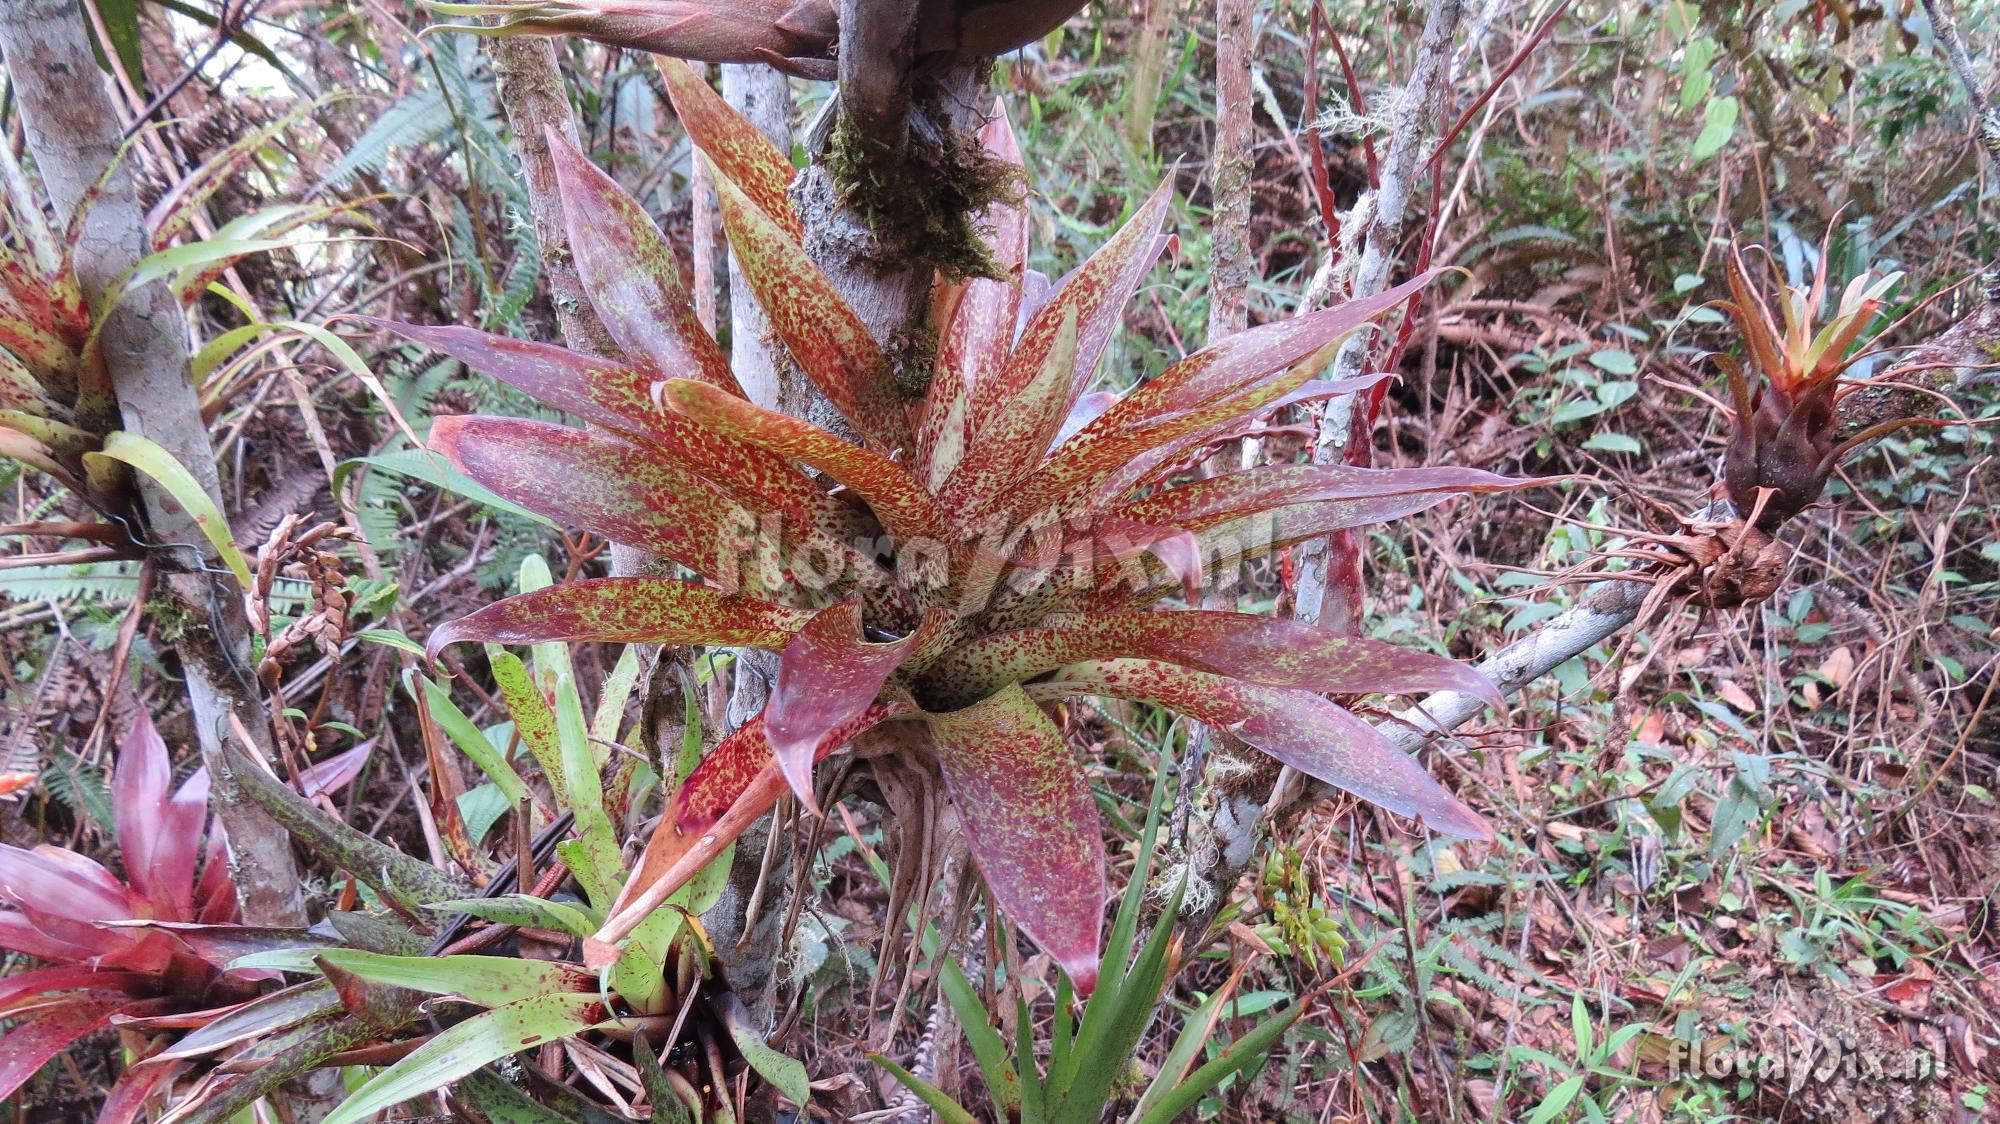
left=426, top=894, right=598, bottom=938
left=939, top=959, right=1022, bottom=1119
left=1127, top=1000, right=1303, bottom=1124
left=1526, top=1074, right=1587, bottom=1124
left=234, top=948, right=590, bottom=1008
left=1690, top=95, right=1739, bottom=162
left=727, top=1020, right=810, bottom=1108
left=321, top=992, right=611, bottom=1124
left=489, top=651, right=566, bottom=809
left=414, top=674, right=529, bottom=806
left=869, top=1054, right=979, bottom=1124
left=1587, top=348, right=1638, bottom=375
left=1580, top=432, right=1642, bottom=454
left=86, top=432, right=251, bottom=589
left=353, top=628, right=427, bottom=657
left=557, top=672, right=623, bottom=910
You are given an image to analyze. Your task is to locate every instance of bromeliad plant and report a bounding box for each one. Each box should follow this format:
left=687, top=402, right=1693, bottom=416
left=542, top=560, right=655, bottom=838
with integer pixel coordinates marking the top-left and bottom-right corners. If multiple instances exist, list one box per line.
left=0, top=713, right=261, bottom=1123
left=399, top=62, right=1532, bottom=992
left=0, top=112, right=341, bottom=510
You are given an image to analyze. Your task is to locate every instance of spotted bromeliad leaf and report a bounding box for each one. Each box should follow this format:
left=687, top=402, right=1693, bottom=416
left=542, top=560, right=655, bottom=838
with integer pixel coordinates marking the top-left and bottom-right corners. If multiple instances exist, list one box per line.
left=398, top=61, right=1537, bottom=992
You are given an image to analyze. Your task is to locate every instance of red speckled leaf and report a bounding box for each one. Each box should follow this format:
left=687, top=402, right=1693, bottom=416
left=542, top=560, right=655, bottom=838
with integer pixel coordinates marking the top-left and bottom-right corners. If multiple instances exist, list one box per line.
left=707, top=167, right=911, bottom=452
left=657, top=57, right=801, bottom=239
left=941, top=305, right=1077, bottom=513
left=427, top=578, right=815, bottom=661
left=546, top=131, right=740, bottom=395
left=1026, top=491, right=1479, bottom=619
left=1085, top=272, right=1437, bottom=436
left=926, top=683, right=1105, bottom=993
left=431, top=415, right=748, bottom=577
left=371, top=322, right=863, bottom=541
left=1116, top=463, right=1543, bottom=531
left=602, top=700, right=914, bottom=944
left=994, top=348, right=1339, bottom=522
left=112, top=711, right=207, bottom=919
left=1028, top=660, right=1491, bottom=840
left=764, top=601, right=926, bottom=810
left=661, top=378, right=950, bottom=543
left=968, top=179, right=1170, bottom=444
left=926, top=610, right=1499, bottom=708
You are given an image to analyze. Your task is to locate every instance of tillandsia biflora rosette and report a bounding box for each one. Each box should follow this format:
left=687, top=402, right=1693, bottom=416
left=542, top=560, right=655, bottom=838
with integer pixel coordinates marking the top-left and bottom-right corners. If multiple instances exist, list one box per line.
left=394, top=67, right=1539, bottom=992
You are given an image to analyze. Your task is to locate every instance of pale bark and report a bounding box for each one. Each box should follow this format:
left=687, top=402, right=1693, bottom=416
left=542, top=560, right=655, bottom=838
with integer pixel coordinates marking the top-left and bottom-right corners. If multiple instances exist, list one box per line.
left=1208, top=0, right=1255, bottom=342
left=1292, top=0, right=1466, bottom=630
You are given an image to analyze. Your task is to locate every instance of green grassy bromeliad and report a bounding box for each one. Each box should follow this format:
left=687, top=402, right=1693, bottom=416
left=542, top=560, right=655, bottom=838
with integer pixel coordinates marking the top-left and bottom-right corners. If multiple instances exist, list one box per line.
left=394, top=61, right=1532, bottom=993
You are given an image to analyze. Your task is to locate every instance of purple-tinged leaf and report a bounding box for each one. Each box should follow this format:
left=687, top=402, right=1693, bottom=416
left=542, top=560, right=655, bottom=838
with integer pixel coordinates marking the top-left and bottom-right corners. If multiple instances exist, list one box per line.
left=1115, top=463, right=1544, bottom=531
left=147, top=980, right=339, bottom=1063
left=0, top=910, right=89, bottom=963
left=194, top=820, right=237, bottom=924
left=372, top=321, right=865, bottom=540
left=0, top=844, right=141, bottom=954
left=96, top=1056, right=190, bottom=1124
left=0, top=996, right=169, bottom=1105
left=431, top=415, right=750, bottom=578
left=295, top=743, right=374, bottom=801
left=927, top=610, right=1500, bottom=708
left=707, top=166, right=912, bottom=452
left=427, top=578, right=815, bottom=661
left=1028, top=660, right=1492, bottom=840
left=113, top=712, right=207, bottom=918
left=661, top=378, right=951, bottom=543
left=656, top=57, right=801, bottom=239
left=764, top=601, right=926, bottom=811
left=0, top=966, right=149, bottom=1011
left=1081, top=272, right=1437, bottom=437
left=546, top=131, right=741, bottom=395
left=925, top=684, right=1105, bottom=993
left=996, top=351, right=1336, bottom=522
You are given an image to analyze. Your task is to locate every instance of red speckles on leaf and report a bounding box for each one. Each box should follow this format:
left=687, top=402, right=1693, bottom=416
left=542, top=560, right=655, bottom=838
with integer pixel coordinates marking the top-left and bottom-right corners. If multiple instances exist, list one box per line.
left=1114, top=463, right=1543, bottom=531
left=764, top=601, right=928, bottom=811
left=546, top=131, right=741, bottom=395
left=661, top=377, right=951, bottom=544
left=926, top=684, right=1105, bottom=993
left=941, top=306, right=1077, bottom=515
left=707, top=166, right=911, bottom=453
left=429, top=415, right=749, bottom=579
left=371, top=322, right=865, bottom=542
left=1029, top=660, right=1492, bottom=841
left=657, top=57, right=802, bottom=239
left=925, top=610, right=1500, bottom=709
left=605, top=699, right=914, bottom=942
left=968, top=179, right=1171, bottom=443
left=426, top=578, right=816, bottom=662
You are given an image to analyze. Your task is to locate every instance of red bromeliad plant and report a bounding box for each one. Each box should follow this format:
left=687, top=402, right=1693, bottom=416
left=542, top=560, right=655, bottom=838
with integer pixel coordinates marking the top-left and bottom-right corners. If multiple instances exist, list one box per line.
left=398, top=64, right=1535, bottom=992
left=0, top=714, right=250, bottom=1122
left=1718, top=245, right=1908, bottom=534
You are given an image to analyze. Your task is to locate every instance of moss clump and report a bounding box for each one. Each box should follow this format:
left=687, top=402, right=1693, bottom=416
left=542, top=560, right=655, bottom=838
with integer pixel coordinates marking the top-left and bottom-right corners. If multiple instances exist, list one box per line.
left=826, top=114, right=1024, bottom=284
